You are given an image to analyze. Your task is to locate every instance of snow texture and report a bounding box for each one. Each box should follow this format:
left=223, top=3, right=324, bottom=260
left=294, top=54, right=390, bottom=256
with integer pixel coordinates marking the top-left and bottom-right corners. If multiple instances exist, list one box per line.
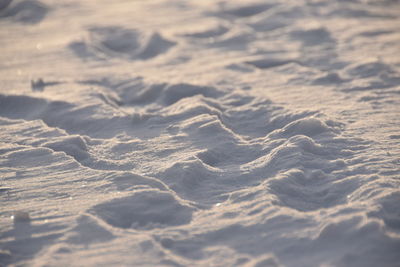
left=1, top=0, right=400, bottom=266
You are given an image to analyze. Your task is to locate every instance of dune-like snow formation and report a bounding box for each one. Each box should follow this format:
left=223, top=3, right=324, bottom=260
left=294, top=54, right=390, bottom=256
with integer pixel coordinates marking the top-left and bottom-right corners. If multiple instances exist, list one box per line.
left=1, top=0, right=400, bottom=266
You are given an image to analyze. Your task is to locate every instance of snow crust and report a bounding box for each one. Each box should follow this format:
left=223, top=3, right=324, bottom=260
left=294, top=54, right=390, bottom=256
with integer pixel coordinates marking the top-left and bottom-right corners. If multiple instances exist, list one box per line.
left=1, top=0, right=400, bottom=266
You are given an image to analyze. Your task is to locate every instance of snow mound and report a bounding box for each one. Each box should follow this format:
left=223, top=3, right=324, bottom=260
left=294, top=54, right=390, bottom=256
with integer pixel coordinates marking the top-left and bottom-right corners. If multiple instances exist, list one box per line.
left=89, top=190, right=195, bottom=230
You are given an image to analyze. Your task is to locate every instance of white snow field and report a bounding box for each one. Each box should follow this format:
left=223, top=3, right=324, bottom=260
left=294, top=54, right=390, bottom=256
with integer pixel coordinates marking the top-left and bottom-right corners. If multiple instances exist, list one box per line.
left=1, top=0, right=400, bottom=266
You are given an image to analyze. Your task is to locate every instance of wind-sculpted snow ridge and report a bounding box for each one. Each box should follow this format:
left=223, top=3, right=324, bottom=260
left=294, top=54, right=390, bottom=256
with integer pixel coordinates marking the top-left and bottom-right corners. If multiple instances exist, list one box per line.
left=1, top=0, right=400, bottom=266
left=1, top=76, right=399, bottom=267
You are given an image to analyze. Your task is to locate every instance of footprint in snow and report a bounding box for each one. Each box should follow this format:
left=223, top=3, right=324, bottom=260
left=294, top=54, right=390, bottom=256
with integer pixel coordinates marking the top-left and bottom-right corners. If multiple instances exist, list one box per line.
left=69, top=26, right=176, bottom=61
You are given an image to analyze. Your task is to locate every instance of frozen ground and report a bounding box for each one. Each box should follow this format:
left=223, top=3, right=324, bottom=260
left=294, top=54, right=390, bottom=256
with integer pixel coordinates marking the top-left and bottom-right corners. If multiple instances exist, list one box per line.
left=0, top=0, right=400, bottom=266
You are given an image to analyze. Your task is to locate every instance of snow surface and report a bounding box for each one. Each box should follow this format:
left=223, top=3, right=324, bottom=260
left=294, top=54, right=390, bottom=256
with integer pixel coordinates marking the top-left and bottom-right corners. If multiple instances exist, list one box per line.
left=1, top=0, right=400, bottom=266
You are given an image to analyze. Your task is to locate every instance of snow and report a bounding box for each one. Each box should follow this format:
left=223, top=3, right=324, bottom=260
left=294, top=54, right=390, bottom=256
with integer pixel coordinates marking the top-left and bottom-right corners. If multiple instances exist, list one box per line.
left=1, top=0, right=400, bottom=266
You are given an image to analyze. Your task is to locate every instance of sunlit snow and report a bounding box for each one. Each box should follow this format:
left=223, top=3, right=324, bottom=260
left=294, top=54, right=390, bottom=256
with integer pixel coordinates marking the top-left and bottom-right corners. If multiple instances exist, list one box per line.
left=1, top=0, right=400, bottom=266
